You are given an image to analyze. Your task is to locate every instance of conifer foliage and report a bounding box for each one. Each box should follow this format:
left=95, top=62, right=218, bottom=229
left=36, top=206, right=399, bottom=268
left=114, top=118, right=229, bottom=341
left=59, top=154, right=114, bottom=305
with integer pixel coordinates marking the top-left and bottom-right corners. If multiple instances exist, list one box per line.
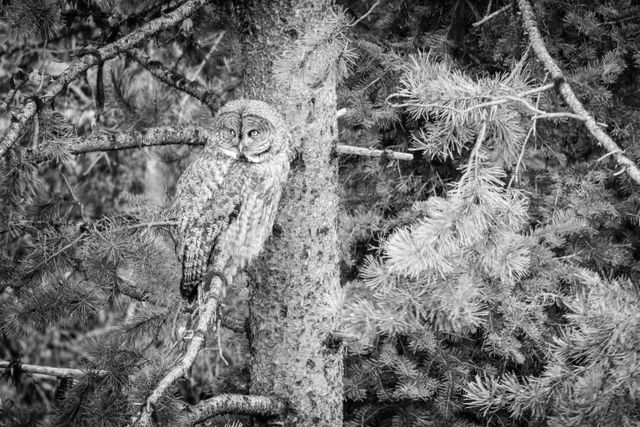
left=1, top=0, right=640, bottom=426
left=338, top=0, right=640, bottom=426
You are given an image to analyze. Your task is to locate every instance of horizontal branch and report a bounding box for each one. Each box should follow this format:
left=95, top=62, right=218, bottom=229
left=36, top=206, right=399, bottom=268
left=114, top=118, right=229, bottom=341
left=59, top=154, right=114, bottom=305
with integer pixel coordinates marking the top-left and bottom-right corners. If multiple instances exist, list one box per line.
left=188, top=394, right=286, bottom=424
left=517, top=0, right=640, bottom=186
left=69, top=126, right=209, bottom=154
left=127, top=48, right=221, bottom=112
left=43, top=126, right=413, bottom=161
left=0, top=0, right=209, bottom=159
left=336, top=144, right=413, bottom=161
left=0, top=361, right=105, bottom=378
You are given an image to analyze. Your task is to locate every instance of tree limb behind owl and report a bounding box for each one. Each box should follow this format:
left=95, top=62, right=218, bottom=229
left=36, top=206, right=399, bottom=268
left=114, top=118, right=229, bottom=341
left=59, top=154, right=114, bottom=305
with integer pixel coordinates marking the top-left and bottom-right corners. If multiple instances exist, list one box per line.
left=172, top=100, right=290, bottom=301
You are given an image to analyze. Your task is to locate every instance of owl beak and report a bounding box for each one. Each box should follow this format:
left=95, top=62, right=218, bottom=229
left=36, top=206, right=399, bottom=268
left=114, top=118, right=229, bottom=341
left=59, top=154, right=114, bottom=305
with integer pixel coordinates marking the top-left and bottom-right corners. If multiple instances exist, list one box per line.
left=237, top=139, right=246, bottom=154
left=237, top=138, right=249, bottom=161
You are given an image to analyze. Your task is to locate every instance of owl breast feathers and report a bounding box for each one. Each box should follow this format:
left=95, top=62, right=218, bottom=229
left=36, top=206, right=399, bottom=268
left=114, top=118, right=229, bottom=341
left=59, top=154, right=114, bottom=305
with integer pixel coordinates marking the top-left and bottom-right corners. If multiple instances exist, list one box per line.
left=172, top=100, right=290, bottom=300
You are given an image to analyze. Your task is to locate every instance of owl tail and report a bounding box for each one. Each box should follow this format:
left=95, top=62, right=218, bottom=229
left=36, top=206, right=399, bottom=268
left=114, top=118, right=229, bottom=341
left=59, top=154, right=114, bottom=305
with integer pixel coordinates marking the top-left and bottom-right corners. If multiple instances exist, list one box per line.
left=180, top=278, right=200, bottom=302
left=180, top=271, right=229, bottom=302
left=180, top=227, right=214, bottom=301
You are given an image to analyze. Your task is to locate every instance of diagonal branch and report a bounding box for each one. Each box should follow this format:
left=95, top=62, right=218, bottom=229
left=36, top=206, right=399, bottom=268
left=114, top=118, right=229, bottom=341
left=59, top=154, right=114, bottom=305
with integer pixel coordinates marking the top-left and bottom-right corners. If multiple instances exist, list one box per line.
left=0, top=0, right=210, bottom=159
left=127, top=48, right=222, bottom=112
left=517, top=0, right=640, bottom=186
left=133, top=274, right=224, bottom=427
left=188, top=394, right=286, bottom=424
left=472, top=4, right=511, bottom=27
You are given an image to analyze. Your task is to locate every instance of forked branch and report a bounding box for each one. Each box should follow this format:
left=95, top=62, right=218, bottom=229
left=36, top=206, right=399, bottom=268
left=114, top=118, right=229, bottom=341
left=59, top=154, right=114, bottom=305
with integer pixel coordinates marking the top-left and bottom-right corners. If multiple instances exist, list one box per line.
left=517, top=0, right=640, bottom=186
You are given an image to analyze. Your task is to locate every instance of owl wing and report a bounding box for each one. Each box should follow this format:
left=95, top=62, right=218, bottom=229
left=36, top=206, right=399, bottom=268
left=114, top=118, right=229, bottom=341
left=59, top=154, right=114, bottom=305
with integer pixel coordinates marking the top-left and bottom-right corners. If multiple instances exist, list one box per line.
left=173, top=157, right=243, bottom=301
left=179, top=196, right=240, bottom=300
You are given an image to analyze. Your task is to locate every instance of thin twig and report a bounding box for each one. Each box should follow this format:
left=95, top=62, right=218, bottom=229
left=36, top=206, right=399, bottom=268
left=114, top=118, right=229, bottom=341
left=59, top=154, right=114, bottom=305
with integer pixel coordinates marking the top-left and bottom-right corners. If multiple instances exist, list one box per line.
left=472, top=4, right=511, bottom=27
left=507, top=125, right=535, bottom=190
left=350, top=0, right=382, bottom=27
left=387, top=82, right=556, bottom=112
left=60, top=171, right=86, bottom=220
left=517, top=0, right=640, bottom=186
left=26, top=234, right=85, bottom=274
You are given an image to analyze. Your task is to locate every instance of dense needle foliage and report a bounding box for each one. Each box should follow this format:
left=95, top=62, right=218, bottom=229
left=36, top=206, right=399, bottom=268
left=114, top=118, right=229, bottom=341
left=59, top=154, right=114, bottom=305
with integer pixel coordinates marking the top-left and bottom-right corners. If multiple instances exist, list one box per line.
left=0, top=0, right=639, bottom=426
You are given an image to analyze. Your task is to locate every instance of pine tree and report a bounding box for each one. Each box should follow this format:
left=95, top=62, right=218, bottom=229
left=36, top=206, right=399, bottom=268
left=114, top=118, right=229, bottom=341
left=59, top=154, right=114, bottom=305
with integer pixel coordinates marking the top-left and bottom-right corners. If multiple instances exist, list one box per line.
left=1, top=0, right=640, bottom=426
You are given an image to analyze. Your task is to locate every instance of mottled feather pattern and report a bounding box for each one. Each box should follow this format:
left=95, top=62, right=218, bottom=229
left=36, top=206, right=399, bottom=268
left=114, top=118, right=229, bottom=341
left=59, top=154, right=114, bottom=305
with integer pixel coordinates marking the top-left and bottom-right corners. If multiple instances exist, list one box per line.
left=172, top=100, right=290, bottom=300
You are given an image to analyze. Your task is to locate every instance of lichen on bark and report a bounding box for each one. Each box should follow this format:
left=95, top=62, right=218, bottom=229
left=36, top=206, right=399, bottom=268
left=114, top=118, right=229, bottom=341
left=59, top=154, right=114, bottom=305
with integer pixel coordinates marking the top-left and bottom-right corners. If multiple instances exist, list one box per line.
left=241, top=1, right=343, bottom=425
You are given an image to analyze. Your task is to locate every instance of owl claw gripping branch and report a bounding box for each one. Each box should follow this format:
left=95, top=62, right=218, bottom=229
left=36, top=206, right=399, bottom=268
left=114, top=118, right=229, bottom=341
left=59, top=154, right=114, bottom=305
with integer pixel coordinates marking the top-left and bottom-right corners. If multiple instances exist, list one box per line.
left=172, top=100, right=290, bottom=301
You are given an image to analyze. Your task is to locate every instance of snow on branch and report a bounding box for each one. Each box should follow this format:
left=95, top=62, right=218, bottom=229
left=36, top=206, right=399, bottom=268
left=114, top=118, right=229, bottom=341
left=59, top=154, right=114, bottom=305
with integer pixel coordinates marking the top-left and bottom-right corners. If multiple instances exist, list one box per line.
left=517, top=0, right=640, bottom=186
left=127, top=48, right=222, bottom=112
left=188, top=394, right=286, bottom=424
left=0, top=0, right=210, bottom=159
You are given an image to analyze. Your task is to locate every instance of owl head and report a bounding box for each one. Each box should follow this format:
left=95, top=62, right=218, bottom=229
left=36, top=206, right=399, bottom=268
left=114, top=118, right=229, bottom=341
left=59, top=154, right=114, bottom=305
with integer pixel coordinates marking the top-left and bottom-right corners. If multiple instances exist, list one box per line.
left=211, top=99, right=289, bottom=163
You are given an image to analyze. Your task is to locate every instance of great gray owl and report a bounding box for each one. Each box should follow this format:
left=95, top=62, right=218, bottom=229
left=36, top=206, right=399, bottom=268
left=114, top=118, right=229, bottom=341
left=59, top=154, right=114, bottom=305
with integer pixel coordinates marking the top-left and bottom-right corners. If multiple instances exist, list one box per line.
left=172, top=100, right=290, bottom=301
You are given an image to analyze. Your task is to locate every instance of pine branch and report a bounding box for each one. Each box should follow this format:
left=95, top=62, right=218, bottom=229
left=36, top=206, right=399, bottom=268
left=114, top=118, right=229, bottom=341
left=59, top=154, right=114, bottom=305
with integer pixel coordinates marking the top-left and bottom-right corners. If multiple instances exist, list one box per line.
left=69, top=126, right=209, bottom=154
left=517, top=0, right=640, bottom=186
left=0, top=361, right=105, bottom=378
left=388, top=82, right=559, bottom=116
left=133, top=274, right=224, bottom=427
left=35, top=126, right=414, bottom=161
left=0, top=0, right=210, bottom=159
left=127, top=48, right=222, bottom=112
left=188, top=394, right=286, bottom=424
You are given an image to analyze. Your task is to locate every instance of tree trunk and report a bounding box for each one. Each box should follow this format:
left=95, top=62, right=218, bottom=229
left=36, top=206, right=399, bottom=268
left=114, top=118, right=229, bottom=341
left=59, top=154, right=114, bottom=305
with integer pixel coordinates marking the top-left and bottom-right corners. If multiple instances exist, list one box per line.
left=241, top=1, right=343, bottom=426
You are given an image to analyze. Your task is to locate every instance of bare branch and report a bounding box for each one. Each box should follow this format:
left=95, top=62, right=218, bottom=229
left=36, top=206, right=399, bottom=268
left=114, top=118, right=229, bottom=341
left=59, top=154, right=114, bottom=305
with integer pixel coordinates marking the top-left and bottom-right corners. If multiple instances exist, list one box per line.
left=133, top=274, right=224, bottom=427
left=0, top=361, right=105, bottom=378
left=517, top=0, right=640, bottom=186
left=188, top=394, right=286, bottom=424
left=472, top=4, right=511, bottom=27
left=350, top=0, right=382, bottom=27
left=68, top=126, right=210, bottom=154
left=127, top=48, right=222, bottom=112
left=0, top=0, right=210, bottom=159
left=336, top=144, right=413, bottom=161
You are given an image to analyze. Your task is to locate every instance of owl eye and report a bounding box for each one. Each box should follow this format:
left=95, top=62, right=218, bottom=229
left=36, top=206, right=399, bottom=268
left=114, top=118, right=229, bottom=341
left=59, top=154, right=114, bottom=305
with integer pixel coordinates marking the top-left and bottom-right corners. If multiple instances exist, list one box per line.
left=248, top=129, right=260, bottom=138
left=228, top=129, right=236, bottom=137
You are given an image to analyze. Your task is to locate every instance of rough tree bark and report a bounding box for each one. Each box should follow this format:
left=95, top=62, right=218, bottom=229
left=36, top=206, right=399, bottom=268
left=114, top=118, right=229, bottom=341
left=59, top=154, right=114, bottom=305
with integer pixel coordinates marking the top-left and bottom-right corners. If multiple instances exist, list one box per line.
left=241, top=1, right=343, bottom=426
